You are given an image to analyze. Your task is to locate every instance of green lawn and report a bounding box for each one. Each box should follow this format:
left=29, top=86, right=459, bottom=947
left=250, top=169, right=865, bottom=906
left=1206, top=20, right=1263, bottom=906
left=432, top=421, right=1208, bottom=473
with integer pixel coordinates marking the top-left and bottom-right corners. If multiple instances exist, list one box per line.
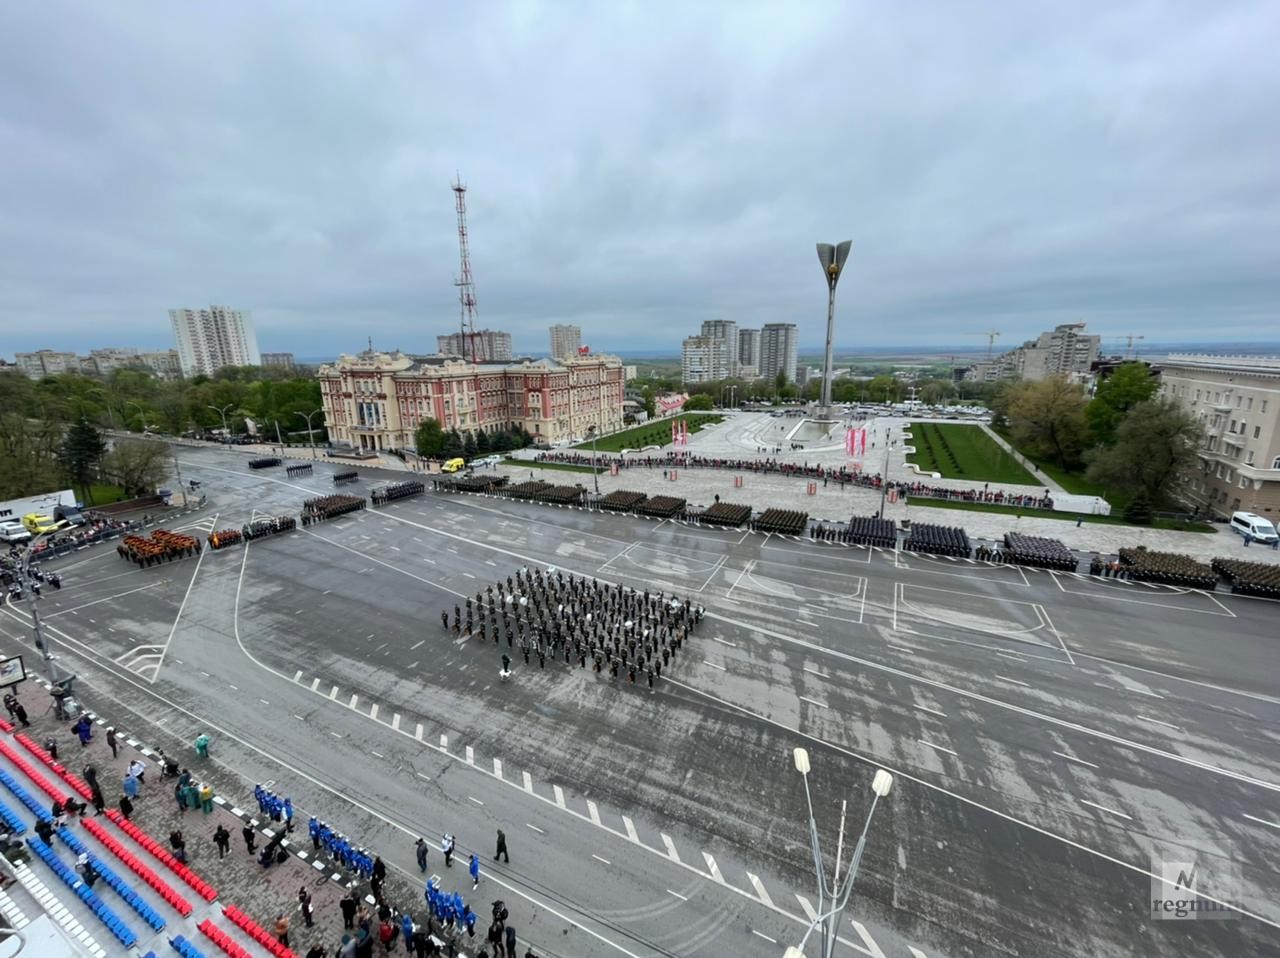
left=78, top=483, right=128, bottom=506
left=576, top=414, right=724, bottom=453
left=909, top=496, right=1214, bottom=532
left=990, top=425, right=1133, bottom=509
left=504, top=458, right=603, bottom=475
left=906, top=423, right=1040, bottom=485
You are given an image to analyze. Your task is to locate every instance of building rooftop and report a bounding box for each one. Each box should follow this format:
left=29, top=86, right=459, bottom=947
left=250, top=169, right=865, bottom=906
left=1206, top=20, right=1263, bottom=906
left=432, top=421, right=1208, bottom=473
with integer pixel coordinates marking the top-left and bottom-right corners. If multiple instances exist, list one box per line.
left=1160, top=353, right=1280, bottom=375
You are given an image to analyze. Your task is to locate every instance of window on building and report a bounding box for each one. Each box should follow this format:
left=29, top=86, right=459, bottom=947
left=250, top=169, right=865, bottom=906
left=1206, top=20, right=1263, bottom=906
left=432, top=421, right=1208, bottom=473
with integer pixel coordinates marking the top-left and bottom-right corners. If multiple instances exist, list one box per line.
left=1230, top=420, right=1237, bottom=433
left=1247, top=397, right=1253, bottom=410
left=1274, top=456, right=1280, bottom=469
left=1236, top=396, right=1242, bottom=407
left=1263, top=400, right=1269, bottom=413
left=1247, top=450, right=1255, bottom=465
left=1195, top=389, right=1201, bottom=401
left=1255, top=426, right=1263, bottom=439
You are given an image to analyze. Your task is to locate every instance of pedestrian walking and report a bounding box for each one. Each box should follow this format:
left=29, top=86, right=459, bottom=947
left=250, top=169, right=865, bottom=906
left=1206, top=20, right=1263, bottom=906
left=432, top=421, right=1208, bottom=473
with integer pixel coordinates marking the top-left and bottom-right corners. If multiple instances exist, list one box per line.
left=415, top=837, right=429, bottom=872
left=90, top=781, right=105, bottom=815
left=194, top=733, right=211, bottom=757
left=127, top=759, right=147, bottom=785
left=199, top=782, right=214, bottom=813
left=174, top=782, right=187, bottom=814
left=505, top=925, right=517, bottom=958
left=275, top=913, right=290, bottom=947
left=1, top=694, right=14, bottom=720
left=12, top=702, right=28, bottom=728
left=122, top=773, right=139, bottom=800
left=469, top=853, right=480, bottom=890
left=305, top=946, right=326, bottom=958
left=243, top=823, right=257, bottom=854
left=213, top=824, right=231, bottom=858
left=104, top=726, right=117, bottom=756
left=75, top=715, right=93, bottom=746
left=299, top=886, right=314, bottom=927
left=372, top=855, right=387, bottom=899
left=119, top=794, right=134, bottom=820
left=442, top=833, right=454, bottom=867
left=494, top=828, right=508, bottom=863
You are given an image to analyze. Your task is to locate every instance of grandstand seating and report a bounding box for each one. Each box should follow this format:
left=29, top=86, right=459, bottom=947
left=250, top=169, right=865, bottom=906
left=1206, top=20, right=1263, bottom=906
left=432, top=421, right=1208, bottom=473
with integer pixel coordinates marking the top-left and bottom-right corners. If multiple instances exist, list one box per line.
left=82, top=817, right=194, bottom=917
left=24, top=835, right=138, bottom=947
left=105, top=811, right=218, bottom=902
left=221, top=903, right=299, bottom=958
left=56, top=828, right=167, bottom=931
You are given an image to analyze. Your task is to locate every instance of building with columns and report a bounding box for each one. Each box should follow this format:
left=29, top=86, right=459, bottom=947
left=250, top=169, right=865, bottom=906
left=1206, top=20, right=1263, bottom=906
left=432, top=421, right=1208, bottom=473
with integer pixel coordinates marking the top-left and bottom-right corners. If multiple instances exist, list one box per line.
left=318, top=349, right=625, bottom=452
left=1158, top=354, right=1280, bottom=518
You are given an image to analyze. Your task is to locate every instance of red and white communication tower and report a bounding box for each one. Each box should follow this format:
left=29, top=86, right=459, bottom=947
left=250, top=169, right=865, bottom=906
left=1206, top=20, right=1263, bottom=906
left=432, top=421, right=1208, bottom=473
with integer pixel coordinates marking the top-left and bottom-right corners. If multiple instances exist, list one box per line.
left=452, top=175, right=481, bottom=363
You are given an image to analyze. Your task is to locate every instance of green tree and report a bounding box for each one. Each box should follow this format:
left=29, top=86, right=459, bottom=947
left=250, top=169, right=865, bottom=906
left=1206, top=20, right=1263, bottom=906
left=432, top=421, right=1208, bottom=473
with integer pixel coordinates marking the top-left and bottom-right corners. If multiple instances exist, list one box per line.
left=683, top=393, right=714, bottom=411
left=774, top=370, right=788, bottom=397
left=60, top=417, right=108, bottom=503
left=441, top=428, right=464, bottom=457
left=101, top=438, right=171, bottom=497
left=866, top=375, right=902, bottom=404
left=1086, top=363, right=1158, bottom=446
left=463, top=431, right=478, bottom=457
left=1003, top=376, right=1089, bottom=469
left=490, top=430, right=511, bottom=452
left=641, top=386, right=656, bottom=419
left=1123, top=492, right=1154, bottom=524
left=1086, top=397, right=1204, bottom=507
left=474, top=430, right=490, bottom=453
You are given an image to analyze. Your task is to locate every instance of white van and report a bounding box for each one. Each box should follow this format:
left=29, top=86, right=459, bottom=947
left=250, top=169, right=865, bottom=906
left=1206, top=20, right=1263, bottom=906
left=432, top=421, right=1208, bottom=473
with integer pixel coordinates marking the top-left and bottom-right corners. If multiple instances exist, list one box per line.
left=1230, top=511, right=1278, bottom=543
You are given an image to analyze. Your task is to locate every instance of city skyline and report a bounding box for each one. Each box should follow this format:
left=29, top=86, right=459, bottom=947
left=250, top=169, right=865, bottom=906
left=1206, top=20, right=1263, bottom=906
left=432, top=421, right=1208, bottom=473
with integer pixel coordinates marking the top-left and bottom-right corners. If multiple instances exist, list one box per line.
left=3, top=4, right=1278, bottom=358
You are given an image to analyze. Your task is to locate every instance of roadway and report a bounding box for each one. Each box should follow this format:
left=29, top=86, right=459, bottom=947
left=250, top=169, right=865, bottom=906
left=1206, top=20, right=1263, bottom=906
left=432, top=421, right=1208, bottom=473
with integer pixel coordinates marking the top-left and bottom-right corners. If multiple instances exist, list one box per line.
left=1, top=445, right=1278, bottom=957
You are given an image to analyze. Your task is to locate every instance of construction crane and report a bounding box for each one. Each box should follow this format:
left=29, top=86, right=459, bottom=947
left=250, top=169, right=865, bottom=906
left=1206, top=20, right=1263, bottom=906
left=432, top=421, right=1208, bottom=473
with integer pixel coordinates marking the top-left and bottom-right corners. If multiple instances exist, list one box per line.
left=966, top=330, right=1000, bottom=359
left=1121, top=334, right=1145, bottom=360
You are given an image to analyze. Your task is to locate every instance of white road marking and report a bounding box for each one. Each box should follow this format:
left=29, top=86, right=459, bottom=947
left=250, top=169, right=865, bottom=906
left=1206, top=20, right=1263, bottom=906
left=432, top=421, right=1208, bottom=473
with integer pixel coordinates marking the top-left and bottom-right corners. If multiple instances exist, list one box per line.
left=752, top=930, right=778, bottom=944
left=703, top=851, right=724, bottom=883
left=391, top=713, right=401, bottom=731
left=293, top=715, right=305, bottom=721
left=1243, top=813, right=1280, bottom=829
left=703, top=660, right=727, bottom=671
left=292, top=669, right=303, bottom=681
left=803, top=665, right=825, bottom=677
left=414, top=723, right=423, bottom=741
left=587, top=800, right=601, bottom=825
left=914, top=704, right=947, bottom=718
left=666, top=889, right=688, bottom=902
left=622, top=816, right=639, bottom=843
left=258, top=698, right=269, bottom=706
left=747, top=871, right=774, bottom=907
left=370, top=751, right=384, bottom=759
left=1137, top=715, right=1182, bottom=731
left=850, top=920, right=887, bottom=958
left=416, top=773, right=431, bottom=782
left=1053, top=750, right=1100, bottom=770
left=917, top=739, right=957, bottom=757
left=796, top=894, right=817, bottom=922
left=522, top=772, right=533, bottom=793
left=462, top=572, right=476, bottom=579
left=348, top=693, right=359, bottom=709
left=310, top=678, right=320, bottom=691
left=409, top=640, right=424, bottom=650
left=440, top=734, right=448, bottom=750
left=526, top=823, right=545, bottom=834
left=661, top=833, right=680, bottom=862
left=493, top=758, right=503, bottom=779
left=799, top=696, right=828, bottom=709
left=369, top=703, right=379, bottom=720
left=553, top=785, right=566, bottom=808
left=994, top=674, right=1031, bottom=687
left=468, top=796, right=484, bottom=806
left=465, top=745, right=474, bottom=764
left=1080, top=799, right=1132, bottom=820
left=592, top=854, right=611, bottom=865
left=712, top=636, right=737, bottom=647
left=996, top=652, right=1026, bottom=661
left=329, top=685, right=339, bottom=700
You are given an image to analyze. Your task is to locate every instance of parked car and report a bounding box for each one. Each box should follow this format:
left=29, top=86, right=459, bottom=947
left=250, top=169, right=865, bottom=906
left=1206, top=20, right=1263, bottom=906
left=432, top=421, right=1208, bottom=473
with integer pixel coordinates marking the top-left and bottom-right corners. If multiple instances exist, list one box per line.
left=468, top=455, right=501, bottom=468
left=441, top=457, right=467, bottom=473
left=1230, top=511, right=1278, bottom=544
left=0, top=520, right=31, bottom=544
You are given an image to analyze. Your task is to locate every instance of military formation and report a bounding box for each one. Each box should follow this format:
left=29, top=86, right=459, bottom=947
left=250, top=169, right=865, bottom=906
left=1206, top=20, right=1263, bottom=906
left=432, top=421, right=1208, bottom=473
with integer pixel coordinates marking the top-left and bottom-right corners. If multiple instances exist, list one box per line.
left=443, top=567, right=704, bottom=690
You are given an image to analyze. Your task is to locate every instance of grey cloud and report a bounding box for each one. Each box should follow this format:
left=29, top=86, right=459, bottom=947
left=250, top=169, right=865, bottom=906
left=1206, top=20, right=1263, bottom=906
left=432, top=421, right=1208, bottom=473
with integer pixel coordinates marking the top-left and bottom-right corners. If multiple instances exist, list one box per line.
left=1, top=1, right=1277, bottom=358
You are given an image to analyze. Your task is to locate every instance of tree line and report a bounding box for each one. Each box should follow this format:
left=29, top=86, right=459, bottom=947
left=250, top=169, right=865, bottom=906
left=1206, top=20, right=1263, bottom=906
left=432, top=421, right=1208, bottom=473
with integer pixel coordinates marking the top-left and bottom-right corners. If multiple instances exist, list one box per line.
left=0, top=365, right=324, bottom=504
left=990, top=364, right=1202, bottom=518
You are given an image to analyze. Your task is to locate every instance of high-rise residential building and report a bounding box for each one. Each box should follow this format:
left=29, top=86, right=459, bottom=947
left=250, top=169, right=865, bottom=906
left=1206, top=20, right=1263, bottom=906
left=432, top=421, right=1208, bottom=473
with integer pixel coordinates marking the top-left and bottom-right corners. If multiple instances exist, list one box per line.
left=681, top=335, right=728, bottom=385
left=261, top=352, right=297, bottom=370
left=1158, top=354, right=1280, bottom=518
left=795, top=365, right=811, bottom=386
left=436, top=329, right=513, bottom=362
left=15, top=349, right=82, bottom=378
left=969, top=322, right=1102, bottom=383
left=700, top=320, right=739, bottom=377
left=169, top=305, right=260, bottom=376
left=549, top=324, right=582, bottom=360
left=759, top=323, right=799, bottom=383
left=318, top=349, right=624, bottom=452
left=738, top=329, right=761, bottom=371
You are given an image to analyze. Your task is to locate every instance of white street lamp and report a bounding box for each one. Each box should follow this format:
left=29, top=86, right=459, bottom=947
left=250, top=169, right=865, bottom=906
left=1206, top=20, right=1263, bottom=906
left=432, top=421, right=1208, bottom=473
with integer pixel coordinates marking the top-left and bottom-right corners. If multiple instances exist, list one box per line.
left=788, top=748, right=893, bottom=958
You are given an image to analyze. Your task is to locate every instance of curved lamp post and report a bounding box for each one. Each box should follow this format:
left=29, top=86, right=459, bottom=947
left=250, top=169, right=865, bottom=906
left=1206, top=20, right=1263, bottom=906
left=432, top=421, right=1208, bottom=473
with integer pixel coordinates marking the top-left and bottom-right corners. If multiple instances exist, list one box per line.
left=787, top=747, right=893, bottom=958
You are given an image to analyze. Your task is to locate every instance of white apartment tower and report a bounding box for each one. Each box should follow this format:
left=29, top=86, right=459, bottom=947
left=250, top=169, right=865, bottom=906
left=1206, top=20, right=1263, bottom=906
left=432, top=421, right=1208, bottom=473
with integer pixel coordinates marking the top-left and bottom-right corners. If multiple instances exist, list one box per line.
left=682, top=335, right=728, bottom=385
left=170, top=305, right=261, bottom=376
left=700, top=320, right=739, bottom=377
left=738, top=329, right=761, bottom=369
left=759, top=323, right=799, bottom=383
left=549, top=324, right=582, bottom=360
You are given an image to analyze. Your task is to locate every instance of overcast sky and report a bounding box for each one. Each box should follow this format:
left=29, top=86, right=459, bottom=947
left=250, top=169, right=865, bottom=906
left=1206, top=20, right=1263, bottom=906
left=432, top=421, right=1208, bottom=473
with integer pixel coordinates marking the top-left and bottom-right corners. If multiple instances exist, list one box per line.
left=3, top=2, right=1278, bottom=359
